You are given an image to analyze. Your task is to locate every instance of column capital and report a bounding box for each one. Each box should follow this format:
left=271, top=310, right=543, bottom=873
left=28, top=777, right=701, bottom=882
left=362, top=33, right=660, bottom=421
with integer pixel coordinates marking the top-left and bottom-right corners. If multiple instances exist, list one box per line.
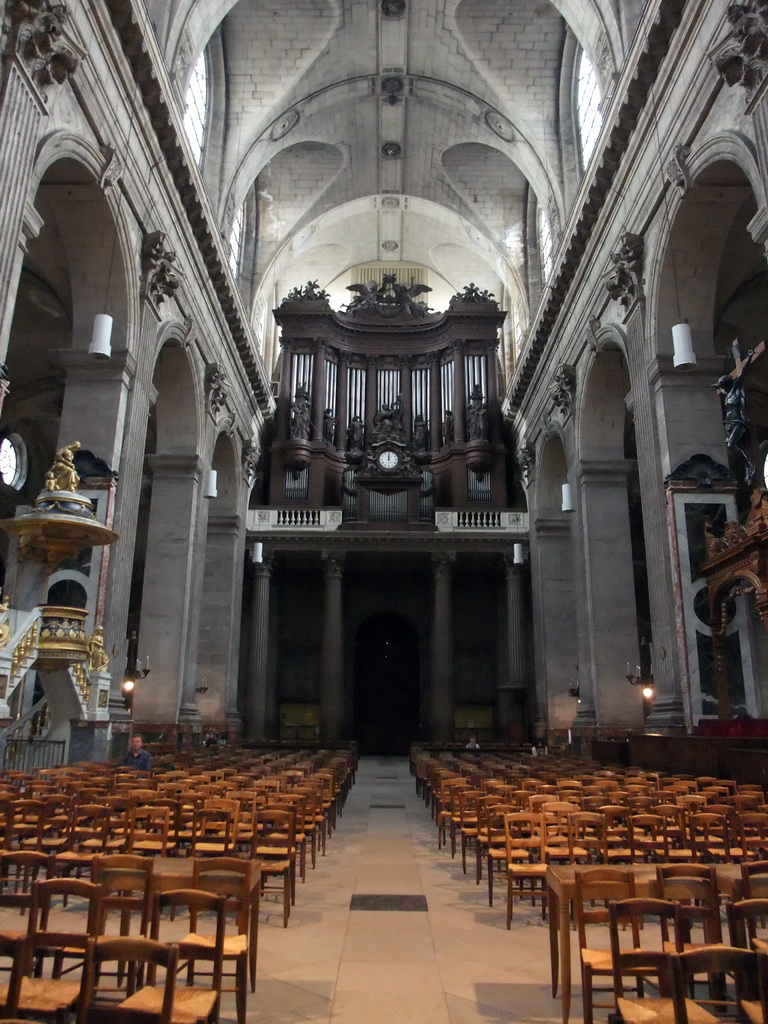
left=576, top=459, right=633, bottom=485
left=253, top=556, right=274, bottom=579
left=146, top=453, right=203, bottom=481
left=322, top=551, right=345, bottom=577
left=54, top=348, right=137, bottom=383
left=503, top=555, right=525, bottom=580
left=431, top=552, right=455, bottom=578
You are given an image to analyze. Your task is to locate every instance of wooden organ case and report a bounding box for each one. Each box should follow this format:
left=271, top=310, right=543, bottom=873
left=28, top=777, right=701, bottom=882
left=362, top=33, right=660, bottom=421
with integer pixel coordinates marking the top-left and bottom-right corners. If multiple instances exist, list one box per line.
left=269, top=286, right=508, bottom=529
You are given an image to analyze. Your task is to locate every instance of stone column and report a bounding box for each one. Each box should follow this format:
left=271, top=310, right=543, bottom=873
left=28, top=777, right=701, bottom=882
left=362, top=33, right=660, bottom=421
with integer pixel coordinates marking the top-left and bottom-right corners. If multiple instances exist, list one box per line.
left=453, top=343, right=466, bottom=442
left=576, top=460, right=644, bottom=729
left=623, top=307, right=687, bottom=728
left=499, top=555, right=527, bottom=731
left=198, top=514, right=243, bottom=730
left=57, top=351, right=136, bottom=482
left=246, top=557, right=272, bottom=741
left=102, top=311, right=157, bottom=723
left=335, top=353, right=349, bottom=451
left=320, top=552, right=345, bottom=742
left=310, top=340, right=325, bottom=441
left=133, top=454, right=203, bottom=728
left=429, top=352, right=442, bottom=453
left=431, top=553, right=454, bottom=741
left=531, top=516, right=578, bottom=733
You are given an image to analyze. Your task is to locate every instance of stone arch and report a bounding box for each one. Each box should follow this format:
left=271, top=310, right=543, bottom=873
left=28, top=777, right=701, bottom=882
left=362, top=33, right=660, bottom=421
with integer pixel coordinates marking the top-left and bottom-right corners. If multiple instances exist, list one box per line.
left=151, top=335, right=202, bottom=456
left=647, top=147, right=768, bottom=477
left=576, top=342, right=630, bottom=462
left=534, top=426, right=569, bottom=515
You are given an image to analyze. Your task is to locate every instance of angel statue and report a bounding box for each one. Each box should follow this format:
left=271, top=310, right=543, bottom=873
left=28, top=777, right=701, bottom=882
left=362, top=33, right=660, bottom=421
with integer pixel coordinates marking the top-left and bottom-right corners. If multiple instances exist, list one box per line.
left=87, top=626, right=110, bottom=672
left=45, top=441, right=81, bottom=492
left=344, top=281, right=379, bottom=314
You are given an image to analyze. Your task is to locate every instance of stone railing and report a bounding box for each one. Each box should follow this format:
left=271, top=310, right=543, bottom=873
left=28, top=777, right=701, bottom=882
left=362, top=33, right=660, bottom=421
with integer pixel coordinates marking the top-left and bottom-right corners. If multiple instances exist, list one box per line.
left=246, top=508, right=343, bottom=531
left=435, top=510, right=529, bottom=532
left=246, top=507, right=529, bottom=534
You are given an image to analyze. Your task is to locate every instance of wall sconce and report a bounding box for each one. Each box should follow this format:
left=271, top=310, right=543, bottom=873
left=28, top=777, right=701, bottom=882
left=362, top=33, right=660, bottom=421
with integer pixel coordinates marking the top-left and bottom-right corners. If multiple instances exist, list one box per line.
left=252, top=541, right=263, bottom=563
left=89, top=314, right=113, bottom=360
left=126, top=630, right=150, bottom=679
left=627, top=636, right=654, bottom=698
left=513, top=542, right=524, bottom=565
left=203, top=469, right=218, bottom=499
left=561, top=482, right=573, bottom=513
left=195, top=678, right=209, bottom=694
left=672, top=322, right=696, bottom=369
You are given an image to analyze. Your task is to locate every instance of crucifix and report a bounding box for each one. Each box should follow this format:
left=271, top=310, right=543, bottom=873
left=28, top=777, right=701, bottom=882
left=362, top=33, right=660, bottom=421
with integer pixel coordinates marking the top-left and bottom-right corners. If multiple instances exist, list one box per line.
left=711, top=339, right=765, bottom=483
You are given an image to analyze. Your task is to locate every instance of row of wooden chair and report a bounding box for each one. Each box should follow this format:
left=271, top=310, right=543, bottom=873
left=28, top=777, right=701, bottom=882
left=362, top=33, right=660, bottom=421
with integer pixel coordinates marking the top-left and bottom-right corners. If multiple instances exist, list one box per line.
left=0, top=858, right=260, bottom=1024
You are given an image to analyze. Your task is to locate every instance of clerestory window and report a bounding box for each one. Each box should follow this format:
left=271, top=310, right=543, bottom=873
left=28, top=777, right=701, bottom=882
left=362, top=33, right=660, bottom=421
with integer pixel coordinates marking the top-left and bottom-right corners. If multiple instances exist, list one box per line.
left=576, top=49, right=602, bottom=168
left=183, top=51, right=209, bottom=166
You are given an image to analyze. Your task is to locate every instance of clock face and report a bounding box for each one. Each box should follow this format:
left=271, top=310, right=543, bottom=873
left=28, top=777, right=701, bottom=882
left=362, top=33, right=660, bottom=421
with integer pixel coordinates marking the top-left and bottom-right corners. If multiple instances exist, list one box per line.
left=377, top=449, right=400, bottom=470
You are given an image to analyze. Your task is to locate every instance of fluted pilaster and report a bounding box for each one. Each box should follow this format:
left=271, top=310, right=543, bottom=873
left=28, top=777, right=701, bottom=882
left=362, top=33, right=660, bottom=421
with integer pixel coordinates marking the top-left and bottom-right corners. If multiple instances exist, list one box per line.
left=246, top=558, right=272, bottom=740
left=320, top=552, right=345, bottom=742
left=431, top=553, right=454, bottom=741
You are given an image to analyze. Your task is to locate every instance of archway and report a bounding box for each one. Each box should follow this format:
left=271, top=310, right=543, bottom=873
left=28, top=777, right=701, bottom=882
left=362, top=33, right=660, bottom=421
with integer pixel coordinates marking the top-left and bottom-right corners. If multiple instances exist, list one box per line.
left=353, top=613, right=420, bottom=755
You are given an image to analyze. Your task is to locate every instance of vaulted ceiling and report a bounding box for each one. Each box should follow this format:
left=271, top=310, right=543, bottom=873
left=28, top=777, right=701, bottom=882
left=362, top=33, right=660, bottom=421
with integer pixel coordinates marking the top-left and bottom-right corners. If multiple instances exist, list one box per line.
left=147, top=0, right=643, bottom=318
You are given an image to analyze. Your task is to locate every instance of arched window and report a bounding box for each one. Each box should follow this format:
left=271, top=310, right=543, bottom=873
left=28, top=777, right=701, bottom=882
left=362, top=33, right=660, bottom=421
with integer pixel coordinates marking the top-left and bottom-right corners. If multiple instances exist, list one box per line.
left=538, top=204, right=553, bottom=282
left=0, top=434, right=26, bottom=490
left=228, top=203, right=244, bottom=275
left=576, top=50, right=602, bottom=168
left=183, top=51, right=208, bottom=165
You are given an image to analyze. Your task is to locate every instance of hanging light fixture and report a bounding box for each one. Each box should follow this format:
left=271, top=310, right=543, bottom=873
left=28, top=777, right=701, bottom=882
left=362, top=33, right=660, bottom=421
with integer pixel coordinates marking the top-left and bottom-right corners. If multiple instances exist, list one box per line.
left=203, top=469, right=218, bottom=499
left=561, top=482, right=573, bottom=513
left=89, top=314, right=113, bottom=360
left=513, top=542, right=524, bottom=564
left=252, top=541, right=263, bottom=563
left=672, top=321, right=696, bottom=369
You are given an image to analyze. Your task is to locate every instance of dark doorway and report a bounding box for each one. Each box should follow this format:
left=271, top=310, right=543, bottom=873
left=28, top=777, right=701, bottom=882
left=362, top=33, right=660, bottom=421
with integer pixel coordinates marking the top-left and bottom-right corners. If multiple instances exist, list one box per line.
left=353, top=613, right=420, bottom=755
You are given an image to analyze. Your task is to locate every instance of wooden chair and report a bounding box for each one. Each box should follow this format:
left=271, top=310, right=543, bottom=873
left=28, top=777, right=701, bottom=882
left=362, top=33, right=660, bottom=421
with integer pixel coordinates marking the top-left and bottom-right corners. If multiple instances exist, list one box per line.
left=727, top=897, right=768, bottom=953
left=53, top=803, right=113, bottom=883
left=193, top=858, right=261, bottom=1022
left=0, top=850, right=52, bottom=936
left=655, top=865, right=722, bottom=950
left=476, top=801, right=513, bottom=906
left=608, top=896, right=688, bottom=1022
left=93, top=854, right=154, bottom=940
left=567, top=811, right=607, bottom=864
left=743, top=860, right=768, bottom=898
left=573, top=867, right=637, bottom=1024
left=76, top=935, right=180, bottom=1024
left=628, top=813, right=668, bottom=862
left=126, top=807, right=172, bottom=858
left=252, top=808, right=295, bottom=927
left=738, top=813, right=768, bottom=862
left=149, top=889, right=225, bottom=1024
left=0, top=935, right=26, bottom=1018
left=187, top=802, right=238, bottom=858
left=504, top=811, right=546, bottom=926
left=670, top=946, right=767, bottom=1024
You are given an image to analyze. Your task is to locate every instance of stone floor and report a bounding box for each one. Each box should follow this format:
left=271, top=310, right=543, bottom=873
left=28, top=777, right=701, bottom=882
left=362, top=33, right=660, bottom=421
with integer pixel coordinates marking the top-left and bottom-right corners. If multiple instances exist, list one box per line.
left=248, top=756, right=574, bottom=1024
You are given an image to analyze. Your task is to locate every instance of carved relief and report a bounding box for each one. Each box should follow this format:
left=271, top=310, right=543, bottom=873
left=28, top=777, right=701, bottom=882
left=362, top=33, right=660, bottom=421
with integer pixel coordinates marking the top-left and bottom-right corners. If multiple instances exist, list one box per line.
left=7, top=1, right=80, bottom=90
left=713, top=1, right=768, bottom=95
left=604, top=233, right=644, bottom=309
left=205, top=363, right=230, bottom=418
left=517, top=443, right=535, bottom=485
left=98, top=145, right=124, bottom=191
left=242, top=440, right=260, bottom=485
left=548, top=364, right=575, bottom=417
left=665, top=144, right=692, bottom=194
left=141, top=231, right=182, bottom=306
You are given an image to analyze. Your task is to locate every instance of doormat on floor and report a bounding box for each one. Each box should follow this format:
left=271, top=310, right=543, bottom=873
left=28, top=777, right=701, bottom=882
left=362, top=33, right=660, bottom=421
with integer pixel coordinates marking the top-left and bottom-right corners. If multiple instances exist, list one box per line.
left=375, top=775, right=397, bottom=780
left=369, top=803, right=405, bottom=808
left=350, top=894, right=428, bottom=911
